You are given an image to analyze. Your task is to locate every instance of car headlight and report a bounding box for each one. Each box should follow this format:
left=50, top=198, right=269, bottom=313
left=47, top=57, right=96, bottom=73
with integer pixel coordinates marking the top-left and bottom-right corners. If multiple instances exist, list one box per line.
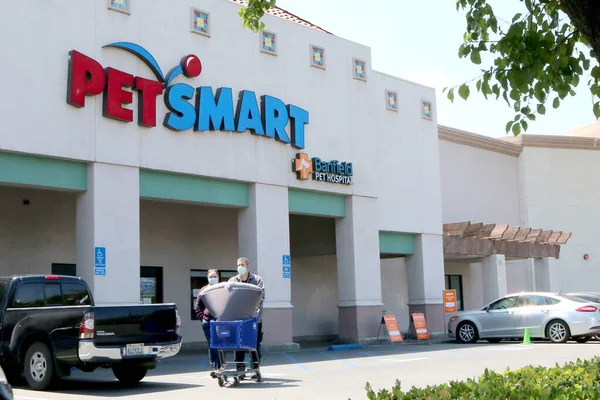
left=450, top=316, right=459, bottom=322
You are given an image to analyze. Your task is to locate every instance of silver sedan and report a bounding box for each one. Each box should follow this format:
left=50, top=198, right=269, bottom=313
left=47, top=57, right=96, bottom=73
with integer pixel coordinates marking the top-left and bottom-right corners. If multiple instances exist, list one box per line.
left=447, top=292, right=600, bottom=344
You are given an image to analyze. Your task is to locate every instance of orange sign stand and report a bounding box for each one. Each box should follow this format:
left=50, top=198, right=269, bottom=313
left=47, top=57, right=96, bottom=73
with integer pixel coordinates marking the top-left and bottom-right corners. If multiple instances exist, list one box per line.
left=411, top=313, right=430, bottom=340
left=383, top=315, right=403, bottom=342
left=444, top=290, right=457, bottom=314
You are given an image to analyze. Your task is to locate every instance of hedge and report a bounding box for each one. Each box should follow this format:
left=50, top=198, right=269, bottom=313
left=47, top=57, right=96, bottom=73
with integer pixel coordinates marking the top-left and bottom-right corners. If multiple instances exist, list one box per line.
left=364, top=356, right=600, bottom=399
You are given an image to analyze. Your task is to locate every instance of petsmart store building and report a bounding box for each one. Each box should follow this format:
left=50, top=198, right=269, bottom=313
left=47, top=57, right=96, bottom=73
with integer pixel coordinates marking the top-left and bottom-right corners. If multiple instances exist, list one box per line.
left=0, top=0, right=576, bottom=348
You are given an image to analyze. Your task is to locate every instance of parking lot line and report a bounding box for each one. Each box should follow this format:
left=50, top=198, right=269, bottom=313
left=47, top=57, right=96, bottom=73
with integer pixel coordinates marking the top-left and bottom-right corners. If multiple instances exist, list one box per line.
left=281, top=352, right=311, bottom=372
left=318, top=351, right=359, bottom=368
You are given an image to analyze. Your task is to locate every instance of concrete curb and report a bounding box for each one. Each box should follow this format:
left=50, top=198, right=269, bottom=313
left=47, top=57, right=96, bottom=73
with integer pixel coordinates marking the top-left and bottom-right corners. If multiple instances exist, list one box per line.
left=179, top=337, right=454, bottom=355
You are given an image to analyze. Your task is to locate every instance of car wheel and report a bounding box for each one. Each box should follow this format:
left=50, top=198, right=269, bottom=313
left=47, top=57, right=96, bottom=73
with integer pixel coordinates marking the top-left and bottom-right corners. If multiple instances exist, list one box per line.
left=546, top=320, right=571, bottom=343
left=24, top=342, right=56, bottom=391
left=487, top=338, right=502, bottom=344
left=574, top=336, right=591, bottom=343
left=456, top=321, right=479, bottom=343
left=112, top=364, right=148, bottom=386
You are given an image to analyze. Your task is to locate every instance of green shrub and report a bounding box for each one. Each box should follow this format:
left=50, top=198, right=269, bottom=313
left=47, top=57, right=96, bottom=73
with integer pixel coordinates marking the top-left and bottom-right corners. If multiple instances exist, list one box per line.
left=364, top=356, right=600, bottom=399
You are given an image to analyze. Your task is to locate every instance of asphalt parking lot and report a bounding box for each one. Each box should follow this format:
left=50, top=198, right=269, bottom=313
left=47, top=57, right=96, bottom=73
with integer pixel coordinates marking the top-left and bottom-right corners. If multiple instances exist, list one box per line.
left=11, top=341, right=600, bottom=400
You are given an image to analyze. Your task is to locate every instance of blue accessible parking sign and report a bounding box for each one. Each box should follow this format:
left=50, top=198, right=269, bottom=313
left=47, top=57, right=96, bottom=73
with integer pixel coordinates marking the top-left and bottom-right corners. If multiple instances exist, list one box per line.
left=282, top=254, right=291, bottom=278
left=95, top=247, right=106, bottom=276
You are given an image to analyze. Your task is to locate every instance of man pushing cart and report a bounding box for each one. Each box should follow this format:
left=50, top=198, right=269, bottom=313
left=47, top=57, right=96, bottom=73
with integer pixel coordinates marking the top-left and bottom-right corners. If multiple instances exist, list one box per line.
left=199, top=257, right=265, bottom=387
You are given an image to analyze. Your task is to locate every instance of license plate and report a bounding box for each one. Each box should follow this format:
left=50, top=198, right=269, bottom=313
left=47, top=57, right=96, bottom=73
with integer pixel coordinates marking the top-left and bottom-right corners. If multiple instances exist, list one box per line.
left=126, top=343, right=144, bottom=356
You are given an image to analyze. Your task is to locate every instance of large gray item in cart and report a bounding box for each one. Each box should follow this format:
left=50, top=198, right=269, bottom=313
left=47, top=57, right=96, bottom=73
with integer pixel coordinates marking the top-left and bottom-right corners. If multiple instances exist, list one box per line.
left=199, top=282, right=262, bottom=321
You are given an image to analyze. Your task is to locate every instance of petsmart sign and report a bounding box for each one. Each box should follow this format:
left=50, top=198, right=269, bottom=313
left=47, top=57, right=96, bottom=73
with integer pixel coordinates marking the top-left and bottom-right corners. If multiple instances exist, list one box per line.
left=66, top=42, right=309, bottom=149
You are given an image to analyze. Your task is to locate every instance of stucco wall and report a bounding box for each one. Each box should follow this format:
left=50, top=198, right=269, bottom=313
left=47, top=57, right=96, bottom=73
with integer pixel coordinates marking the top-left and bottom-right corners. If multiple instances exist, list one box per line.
left=0, top=186, right=76, bottom=276
left=519, top=147, right=600, bottom=292
left=438, top=140, right=521, bottom=225
left=291, top=255, right=339, bottom=339
left=380, top=258, right=410, bottom=332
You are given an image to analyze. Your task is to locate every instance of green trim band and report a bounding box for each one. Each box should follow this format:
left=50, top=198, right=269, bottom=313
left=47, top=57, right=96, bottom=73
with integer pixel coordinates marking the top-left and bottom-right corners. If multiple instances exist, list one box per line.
left=139, top=169, right=249, bottom=207
left=0, top=151, right=87, bottom=191
left=379, top=231, right=415, bottom=255
left=288, top=188, right=345, bottom=218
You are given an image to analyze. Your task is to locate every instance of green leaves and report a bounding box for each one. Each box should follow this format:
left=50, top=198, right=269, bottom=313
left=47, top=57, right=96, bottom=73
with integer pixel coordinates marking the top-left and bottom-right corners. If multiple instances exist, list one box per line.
left=458, top=84, right=470, bottom=100
left=470, top=50, right=482, bottom=65
left=365, top=357, right=600, bottom=399
left=450, top=0, right=596, bottom=136
left=238, top=0, right=276, bottom=33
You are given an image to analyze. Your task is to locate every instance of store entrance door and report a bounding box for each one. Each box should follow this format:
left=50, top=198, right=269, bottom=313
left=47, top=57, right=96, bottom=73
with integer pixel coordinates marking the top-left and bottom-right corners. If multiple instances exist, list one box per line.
left=140, top=266, right=163, bottom=304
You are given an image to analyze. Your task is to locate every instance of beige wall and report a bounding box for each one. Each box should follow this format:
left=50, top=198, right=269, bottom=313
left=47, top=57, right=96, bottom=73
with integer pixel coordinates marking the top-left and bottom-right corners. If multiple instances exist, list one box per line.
left=380, top=258, right=410, bottom=333
left=140, top=200, right=239, bottom=344
left=291, top=255, right=339, bottom=339
left=519, top=147, right=600, bottom=292
left=439, top=140, right=521, bottom=225
left=0, top=186, right=76, bottom=275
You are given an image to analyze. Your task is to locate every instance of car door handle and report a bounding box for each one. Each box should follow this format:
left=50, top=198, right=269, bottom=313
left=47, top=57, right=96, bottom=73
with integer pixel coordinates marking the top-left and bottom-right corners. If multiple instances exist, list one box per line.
left=541, top=310, right=549, bottom=313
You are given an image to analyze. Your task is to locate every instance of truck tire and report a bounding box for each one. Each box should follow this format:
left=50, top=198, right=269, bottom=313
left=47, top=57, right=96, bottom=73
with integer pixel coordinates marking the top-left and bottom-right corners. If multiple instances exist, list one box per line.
left=112, top=364, right=148, bottom=386
left=24, top=342, right=56, bottom=391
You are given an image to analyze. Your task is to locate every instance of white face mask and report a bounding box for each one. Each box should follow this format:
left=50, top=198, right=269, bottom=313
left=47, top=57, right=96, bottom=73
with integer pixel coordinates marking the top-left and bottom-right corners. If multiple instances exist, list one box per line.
left=237, top=266, right=247, bottom=276
left=208, top=277, right=218, bottom=285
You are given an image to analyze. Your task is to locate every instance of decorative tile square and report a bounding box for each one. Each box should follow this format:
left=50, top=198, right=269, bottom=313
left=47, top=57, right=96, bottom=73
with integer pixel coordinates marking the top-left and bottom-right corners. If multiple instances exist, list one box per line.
left=421, top=100, right=433, bottom=120
left=190, top=8, right=210, bottom=37
left=260, top=31, right=277, bottom=55
left=107, top=0, right=130, bottom=15
left=310, top=45, right=325, bottom=69
left=386, top=90, right=398, bottom=112
left=353, top=58, right=367, bottom=81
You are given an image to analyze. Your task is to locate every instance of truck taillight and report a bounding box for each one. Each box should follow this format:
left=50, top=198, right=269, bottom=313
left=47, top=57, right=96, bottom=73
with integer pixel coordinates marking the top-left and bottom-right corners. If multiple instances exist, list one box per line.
left=79, top=311, right=95, bottom=339
left=576, top=306, right=598, bottom=312
left=175, top=309, right=181, bottom=335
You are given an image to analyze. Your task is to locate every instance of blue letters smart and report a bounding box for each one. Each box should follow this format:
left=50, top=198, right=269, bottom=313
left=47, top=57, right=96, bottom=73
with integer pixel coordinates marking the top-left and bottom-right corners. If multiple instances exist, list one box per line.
left=163, top=85, right=309, bottom=149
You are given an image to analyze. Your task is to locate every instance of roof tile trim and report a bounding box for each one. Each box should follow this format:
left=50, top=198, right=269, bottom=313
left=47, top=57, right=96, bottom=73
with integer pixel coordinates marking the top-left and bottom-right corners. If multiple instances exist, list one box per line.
left=230, top=0, right=333, bottom=34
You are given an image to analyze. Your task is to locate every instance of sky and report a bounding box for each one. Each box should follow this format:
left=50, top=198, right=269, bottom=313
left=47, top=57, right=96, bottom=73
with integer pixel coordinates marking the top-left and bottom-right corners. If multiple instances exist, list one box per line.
left=275, top=0, right=599, bottom=138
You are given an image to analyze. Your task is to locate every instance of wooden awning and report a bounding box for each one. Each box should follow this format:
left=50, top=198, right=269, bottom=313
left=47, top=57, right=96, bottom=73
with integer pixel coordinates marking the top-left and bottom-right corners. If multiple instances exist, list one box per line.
left=443, top=221, right=571, bottom=259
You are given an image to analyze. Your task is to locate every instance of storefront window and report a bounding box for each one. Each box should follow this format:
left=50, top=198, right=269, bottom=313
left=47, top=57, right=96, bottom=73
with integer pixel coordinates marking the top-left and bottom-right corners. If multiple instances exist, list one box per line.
left=140, top=266, right=163, bottom=304
left=190, top=269, right=237, bottom=320
left=445, top=274, right=464, bottom=311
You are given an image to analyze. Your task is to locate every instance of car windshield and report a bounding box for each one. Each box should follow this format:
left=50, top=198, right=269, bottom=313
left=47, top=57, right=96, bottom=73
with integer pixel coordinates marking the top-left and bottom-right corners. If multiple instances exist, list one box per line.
left=558, top=294, right=591, bottom=303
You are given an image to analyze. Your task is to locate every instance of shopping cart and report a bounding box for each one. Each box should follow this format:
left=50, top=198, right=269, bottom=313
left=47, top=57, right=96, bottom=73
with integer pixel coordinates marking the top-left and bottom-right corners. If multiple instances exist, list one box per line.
left=209, top=316, right=262, bottom=387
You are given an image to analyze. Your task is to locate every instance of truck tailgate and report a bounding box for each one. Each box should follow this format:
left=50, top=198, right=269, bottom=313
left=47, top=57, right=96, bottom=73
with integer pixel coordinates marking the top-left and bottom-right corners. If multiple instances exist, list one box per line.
left=91, top=304, right=179, bottom=346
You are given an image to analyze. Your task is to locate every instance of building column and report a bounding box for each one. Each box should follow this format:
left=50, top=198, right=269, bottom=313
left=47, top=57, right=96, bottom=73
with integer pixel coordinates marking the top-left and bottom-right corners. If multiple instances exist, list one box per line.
left=406, top=234, right=445, bottom=336
left=534, top=257, right=558, bottom=292
left=238, top=183, right=294, bottom=346
left=335, top=195, right=383, bottom=341
left=76, top=163, right=140, bottom=305
left=481, top=254, right=507, bottom=305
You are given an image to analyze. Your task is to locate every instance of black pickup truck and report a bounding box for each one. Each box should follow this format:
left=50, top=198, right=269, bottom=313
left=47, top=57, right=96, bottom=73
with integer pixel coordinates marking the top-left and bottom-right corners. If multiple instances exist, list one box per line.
left=0, top=275, right=182, bottom=390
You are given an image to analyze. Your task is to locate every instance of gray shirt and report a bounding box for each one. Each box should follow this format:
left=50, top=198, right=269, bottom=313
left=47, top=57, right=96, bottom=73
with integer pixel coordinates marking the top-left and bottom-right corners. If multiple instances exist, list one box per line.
left=228, top=273, right=265, bottom=322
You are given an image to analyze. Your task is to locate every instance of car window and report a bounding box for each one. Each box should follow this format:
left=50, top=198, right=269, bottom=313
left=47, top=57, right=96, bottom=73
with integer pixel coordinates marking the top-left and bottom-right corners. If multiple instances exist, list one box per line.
left=518, top=295, right=551, bottom=306
left=44, top=283, right=62, bottom=306
left=63, top=283, right=91, bottom=306
left=12, top=283, right=44, bottom=308
left=559, top=295, right=591, bottom=303
left=571, top=294, right=600, bottom=303
left=547, top=297, right=561, bottom=305
left=488, top=296, right=519, bottom=310
left=0, top=282, right=7, bottom=305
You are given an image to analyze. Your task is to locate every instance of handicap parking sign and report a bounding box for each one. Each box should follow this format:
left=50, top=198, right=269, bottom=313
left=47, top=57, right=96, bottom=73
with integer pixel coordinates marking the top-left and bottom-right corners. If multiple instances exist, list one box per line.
left=282, top=255, right=290, bottom=265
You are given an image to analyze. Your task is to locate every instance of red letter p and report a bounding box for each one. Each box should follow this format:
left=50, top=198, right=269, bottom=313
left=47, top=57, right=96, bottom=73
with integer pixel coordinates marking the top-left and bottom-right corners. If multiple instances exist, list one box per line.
left=67, top=50, right=106, bottom=108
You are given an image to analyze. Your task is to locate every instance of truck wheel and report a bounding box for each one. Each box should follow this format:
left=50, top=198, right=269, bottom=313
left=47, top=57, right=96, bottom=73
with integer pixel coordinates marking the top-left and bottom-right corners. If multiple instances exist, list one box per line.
left=24, top=342, right=56, bottom=391
left=112, top=364, right=148, bottom=386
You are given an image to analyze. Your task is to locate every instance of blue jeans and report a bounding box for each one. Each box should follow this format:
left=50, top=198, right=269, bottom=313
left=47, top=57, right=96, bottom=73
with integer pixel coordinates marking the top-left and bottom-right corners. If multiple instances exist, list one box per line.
left=202, top=320, right=221, bottom=370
